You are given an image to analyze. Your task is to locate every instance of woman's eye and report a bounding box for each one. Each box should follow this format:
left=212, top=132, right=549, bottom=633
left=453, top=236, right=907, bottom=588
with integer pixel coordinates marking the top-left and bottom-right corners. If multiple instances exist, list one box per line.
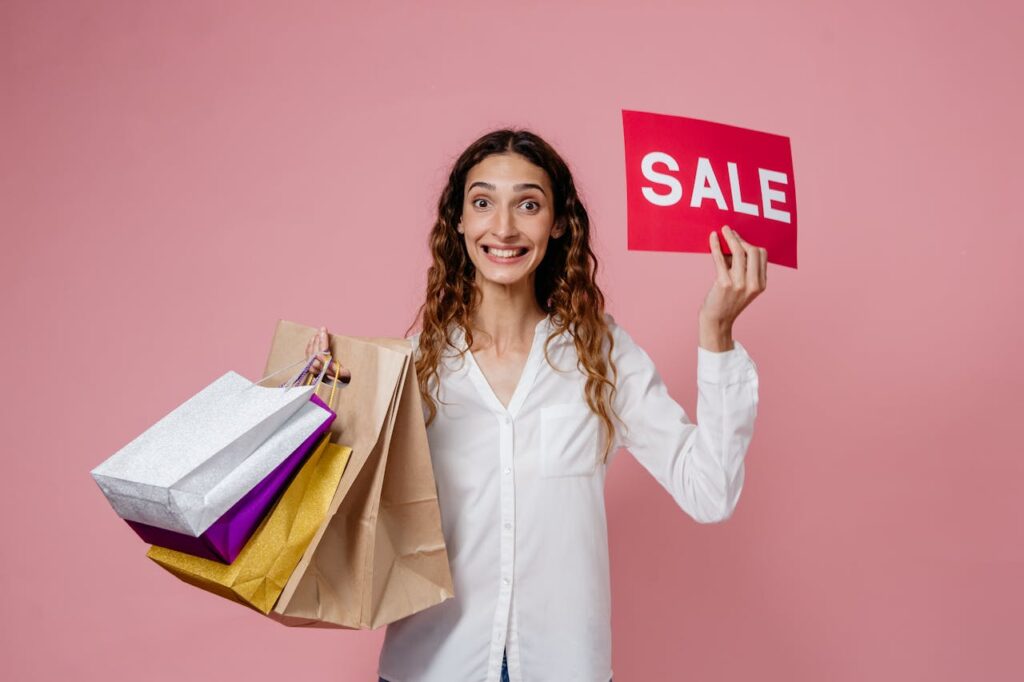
left=473, top=198, right=489, bottom=209
left=521, top=201, right=539, bottom=211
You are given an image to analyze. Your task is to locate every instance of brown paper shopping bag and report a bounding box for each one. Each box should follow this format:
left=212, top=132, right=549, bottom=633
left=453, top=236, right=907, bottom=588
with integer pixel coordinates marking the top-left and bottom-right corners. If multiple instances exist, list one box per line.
left=263, top=320, right=454, bottom=629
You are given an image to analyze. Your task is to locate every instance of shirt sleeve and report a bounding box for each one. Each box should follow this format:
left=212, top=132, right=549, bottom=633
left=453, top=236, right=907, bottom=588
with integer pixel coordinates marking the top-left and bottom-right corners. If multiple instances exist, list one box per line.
left=609, top=315, right=760, bottom=523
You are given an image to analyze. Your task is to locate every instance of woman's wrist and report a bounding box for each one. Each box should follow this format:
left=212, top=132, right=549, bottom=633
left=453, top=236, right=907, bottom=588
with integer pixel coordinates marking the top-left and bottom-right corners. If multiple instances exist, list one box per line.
left=698, top=312, right=735, bottom=352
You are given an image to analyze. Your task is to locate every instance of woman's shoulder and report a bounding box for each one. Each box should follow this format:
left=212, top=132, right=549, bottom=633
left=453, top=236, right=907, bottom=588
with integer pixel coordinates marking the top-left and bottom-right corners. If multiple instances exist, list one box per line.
left=405, top=330, right=421, bottom=351
left=599, top=312, right=666, bottom=368
left=559, top=310, right=622, bottom=334
left=404, top=327, right=461, bottom=359
left=601, top=311, right=634, bottom=348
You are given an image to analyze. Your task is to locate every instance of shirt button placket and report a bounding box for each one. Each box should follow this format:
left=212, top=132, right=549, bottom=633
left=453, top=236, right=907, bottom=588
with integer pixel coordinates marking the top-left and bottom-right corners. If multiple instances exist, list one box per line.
left=491, top=410, right=517, bottom=678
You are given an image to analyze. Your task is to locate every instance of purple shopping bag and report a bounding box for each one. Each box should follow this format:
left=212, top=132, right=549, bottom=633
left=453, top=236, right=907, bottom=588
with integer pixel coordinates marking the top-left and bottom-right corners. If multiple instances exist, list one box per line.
left=126, top=391, right=337, bottom=564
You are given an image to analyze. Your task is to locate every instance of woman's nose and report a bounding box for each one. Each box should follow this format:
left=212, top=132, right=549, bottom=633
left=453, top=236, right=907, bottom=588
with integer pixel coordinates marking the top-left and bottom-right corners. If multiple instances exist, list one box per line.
left=495, top=207, right=518, bottom=236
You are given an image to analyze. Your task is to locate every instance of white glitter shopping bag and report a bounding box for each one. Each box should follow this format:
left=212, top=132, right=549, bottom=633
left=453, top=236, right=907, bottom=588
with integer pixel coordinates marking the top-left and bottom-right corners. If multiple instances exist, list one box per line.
left=91, top=355, right=333, bottom=536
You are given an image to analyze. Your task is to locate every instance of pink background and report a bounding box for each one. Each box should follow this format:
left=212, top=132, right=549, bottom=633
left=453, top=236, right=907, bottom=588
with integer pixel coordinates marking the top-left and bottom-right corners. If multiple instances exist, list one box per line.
left=2, top=1, right=1021, bottom=680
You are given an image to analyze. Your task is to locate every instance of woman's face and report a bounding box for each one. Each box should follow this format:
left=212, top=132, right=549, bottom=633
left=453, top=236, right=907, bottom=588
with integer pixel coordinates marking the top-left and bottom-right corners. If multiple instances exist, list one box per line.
left=458, top=152, right=563, bottom=289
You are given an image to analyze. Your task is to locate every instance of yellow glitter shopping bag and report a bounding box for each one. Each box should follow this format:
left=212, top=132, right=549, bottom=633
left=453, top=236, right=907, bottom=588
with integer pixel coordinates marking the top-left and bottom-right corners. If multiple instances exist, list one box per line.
left=147, top=432, right=352, bottom=614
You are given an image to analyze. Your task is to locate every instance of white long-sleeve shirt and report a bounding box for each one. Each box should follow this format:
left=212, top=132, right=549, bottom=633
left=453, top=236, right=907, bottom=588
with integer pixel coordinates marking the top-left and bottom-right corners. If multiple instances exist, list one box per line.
left=377, top=312, right=760, bottom=682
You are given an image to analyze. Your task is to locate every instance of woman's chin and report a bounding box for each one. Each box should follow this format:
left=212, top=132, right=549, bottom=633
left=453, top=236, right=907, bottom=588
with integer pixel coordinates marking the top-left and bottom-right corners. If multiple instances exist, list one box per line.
left=475, top=267, right=535, bottom=289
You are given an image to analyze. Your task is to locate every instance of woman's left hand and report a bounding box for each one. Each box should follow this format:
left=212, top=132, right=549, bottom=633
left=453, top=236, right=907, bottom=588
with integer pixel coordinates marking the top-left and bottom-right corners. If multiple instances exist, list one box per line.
left=699, top=225, right=767, bottom=349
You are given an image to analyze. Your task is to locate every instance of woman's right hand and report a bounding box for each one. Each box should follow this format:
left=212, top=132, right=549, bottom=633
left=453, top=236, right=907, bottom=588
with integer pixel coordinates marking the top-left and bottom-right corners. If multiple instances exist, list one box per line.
left=304, top=326, right=352, bottom=384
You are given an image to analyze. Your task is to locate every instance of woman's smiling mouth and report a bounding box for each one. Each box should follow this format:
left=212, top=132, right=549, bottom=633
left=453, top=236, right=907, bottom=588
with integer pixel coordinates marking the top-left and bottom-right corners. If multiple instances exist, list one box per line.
left=482, top=245, right=529, bottom=262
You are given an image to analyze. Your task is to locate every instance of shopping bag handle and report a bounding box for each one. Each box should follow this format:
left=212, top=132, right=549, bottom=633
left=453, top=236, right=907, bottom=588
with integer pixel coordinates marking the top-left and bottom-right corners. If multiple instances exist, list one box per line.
left=250, top=351, right=331, bottom=391
left=305, top=355, right=343, bottom=411
left=288, top=348, right=336, bottom=388
left=252, top=355, right=310, bottom=387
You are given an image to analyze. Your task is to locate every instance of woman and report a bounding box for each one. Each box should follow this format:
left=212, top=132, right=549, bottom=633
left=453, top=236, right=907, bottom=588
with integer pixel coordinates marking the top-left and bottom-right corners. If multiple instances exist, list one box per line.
left=306, top=129, right=765, bottom=682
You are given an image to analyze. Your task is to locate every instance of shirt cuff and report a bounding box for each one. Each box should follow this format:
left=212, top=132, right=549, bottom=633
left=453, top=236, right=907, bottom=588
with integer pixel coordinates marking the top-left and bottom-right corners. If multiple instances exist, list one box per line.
left=697, top=339, right=758, bottom=385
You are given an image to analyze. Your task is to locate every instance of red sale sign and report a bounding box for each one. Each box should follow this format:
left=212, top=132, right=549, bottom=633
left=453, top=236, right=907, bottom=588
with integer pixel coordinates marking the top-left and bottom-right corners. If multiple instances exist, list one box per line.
left=623, top=110, right=798, bottom=268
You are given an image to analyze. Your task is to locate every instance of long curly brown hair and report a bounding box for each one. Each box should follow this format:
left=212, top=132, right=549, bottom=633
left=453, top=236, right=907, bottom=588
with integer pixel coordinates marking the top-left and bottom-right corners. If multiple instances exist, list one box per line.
left=404, top=128, right=623, bottom=463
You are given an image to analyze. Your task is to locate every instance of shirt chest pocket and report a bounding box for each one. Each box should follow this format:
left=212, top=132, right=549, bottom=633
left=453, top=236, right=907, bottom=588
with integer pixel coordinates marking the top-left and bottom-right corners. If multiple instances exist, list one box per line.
left=539, top=402, right=601, bottom=478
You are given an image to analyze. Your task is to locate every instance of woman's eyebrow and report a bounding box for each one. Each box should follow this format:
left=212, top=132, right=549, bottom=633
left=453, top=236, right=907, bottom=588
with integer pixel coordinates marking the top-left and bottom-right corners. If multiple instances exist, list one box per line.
left=467, top=181, right=548, bottom=197
left=514, top=183, right=547, bottom=196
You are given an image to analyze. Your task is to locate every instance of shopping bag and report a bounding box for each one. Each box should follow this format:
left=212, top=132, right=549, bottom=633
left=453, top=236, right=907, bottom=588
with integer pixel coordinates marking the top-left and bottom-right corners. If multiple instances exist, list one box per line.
left=262, top=320, right=454, bottom=629
left=147, top=433, right=354, bottom=613
left=91, top=355, right=331, bottom=536
left=126, top=384, right=337, bottom=563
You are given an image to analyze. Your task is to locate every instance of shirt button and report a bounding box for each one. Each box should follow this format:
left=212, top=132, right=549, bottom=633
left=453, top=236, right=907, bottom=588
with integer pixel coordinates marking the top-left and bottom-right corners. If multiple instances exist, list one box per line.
left=503, top=578, right=510, bottom=585
left=502, top=415, right=511, bottom=424
left=503, top=467, right=511, bottom=475
left=504, top=522, right=512, bottom=530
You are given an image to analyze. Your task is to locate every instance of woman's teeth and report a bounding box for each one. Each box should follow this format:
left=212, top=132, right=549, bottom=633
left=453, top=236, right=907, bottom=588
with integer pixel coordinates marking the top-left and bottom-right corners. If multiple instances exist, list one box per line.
left=485, top=246, right=527, bottom=258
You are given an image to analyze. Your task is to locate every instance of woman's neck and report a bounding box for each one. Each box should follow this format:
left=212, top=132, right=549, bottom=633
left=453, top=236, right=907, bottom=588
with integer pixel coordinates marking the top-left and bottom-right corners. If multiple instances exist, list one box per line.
left=469, top=277, right=547, bottom=353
